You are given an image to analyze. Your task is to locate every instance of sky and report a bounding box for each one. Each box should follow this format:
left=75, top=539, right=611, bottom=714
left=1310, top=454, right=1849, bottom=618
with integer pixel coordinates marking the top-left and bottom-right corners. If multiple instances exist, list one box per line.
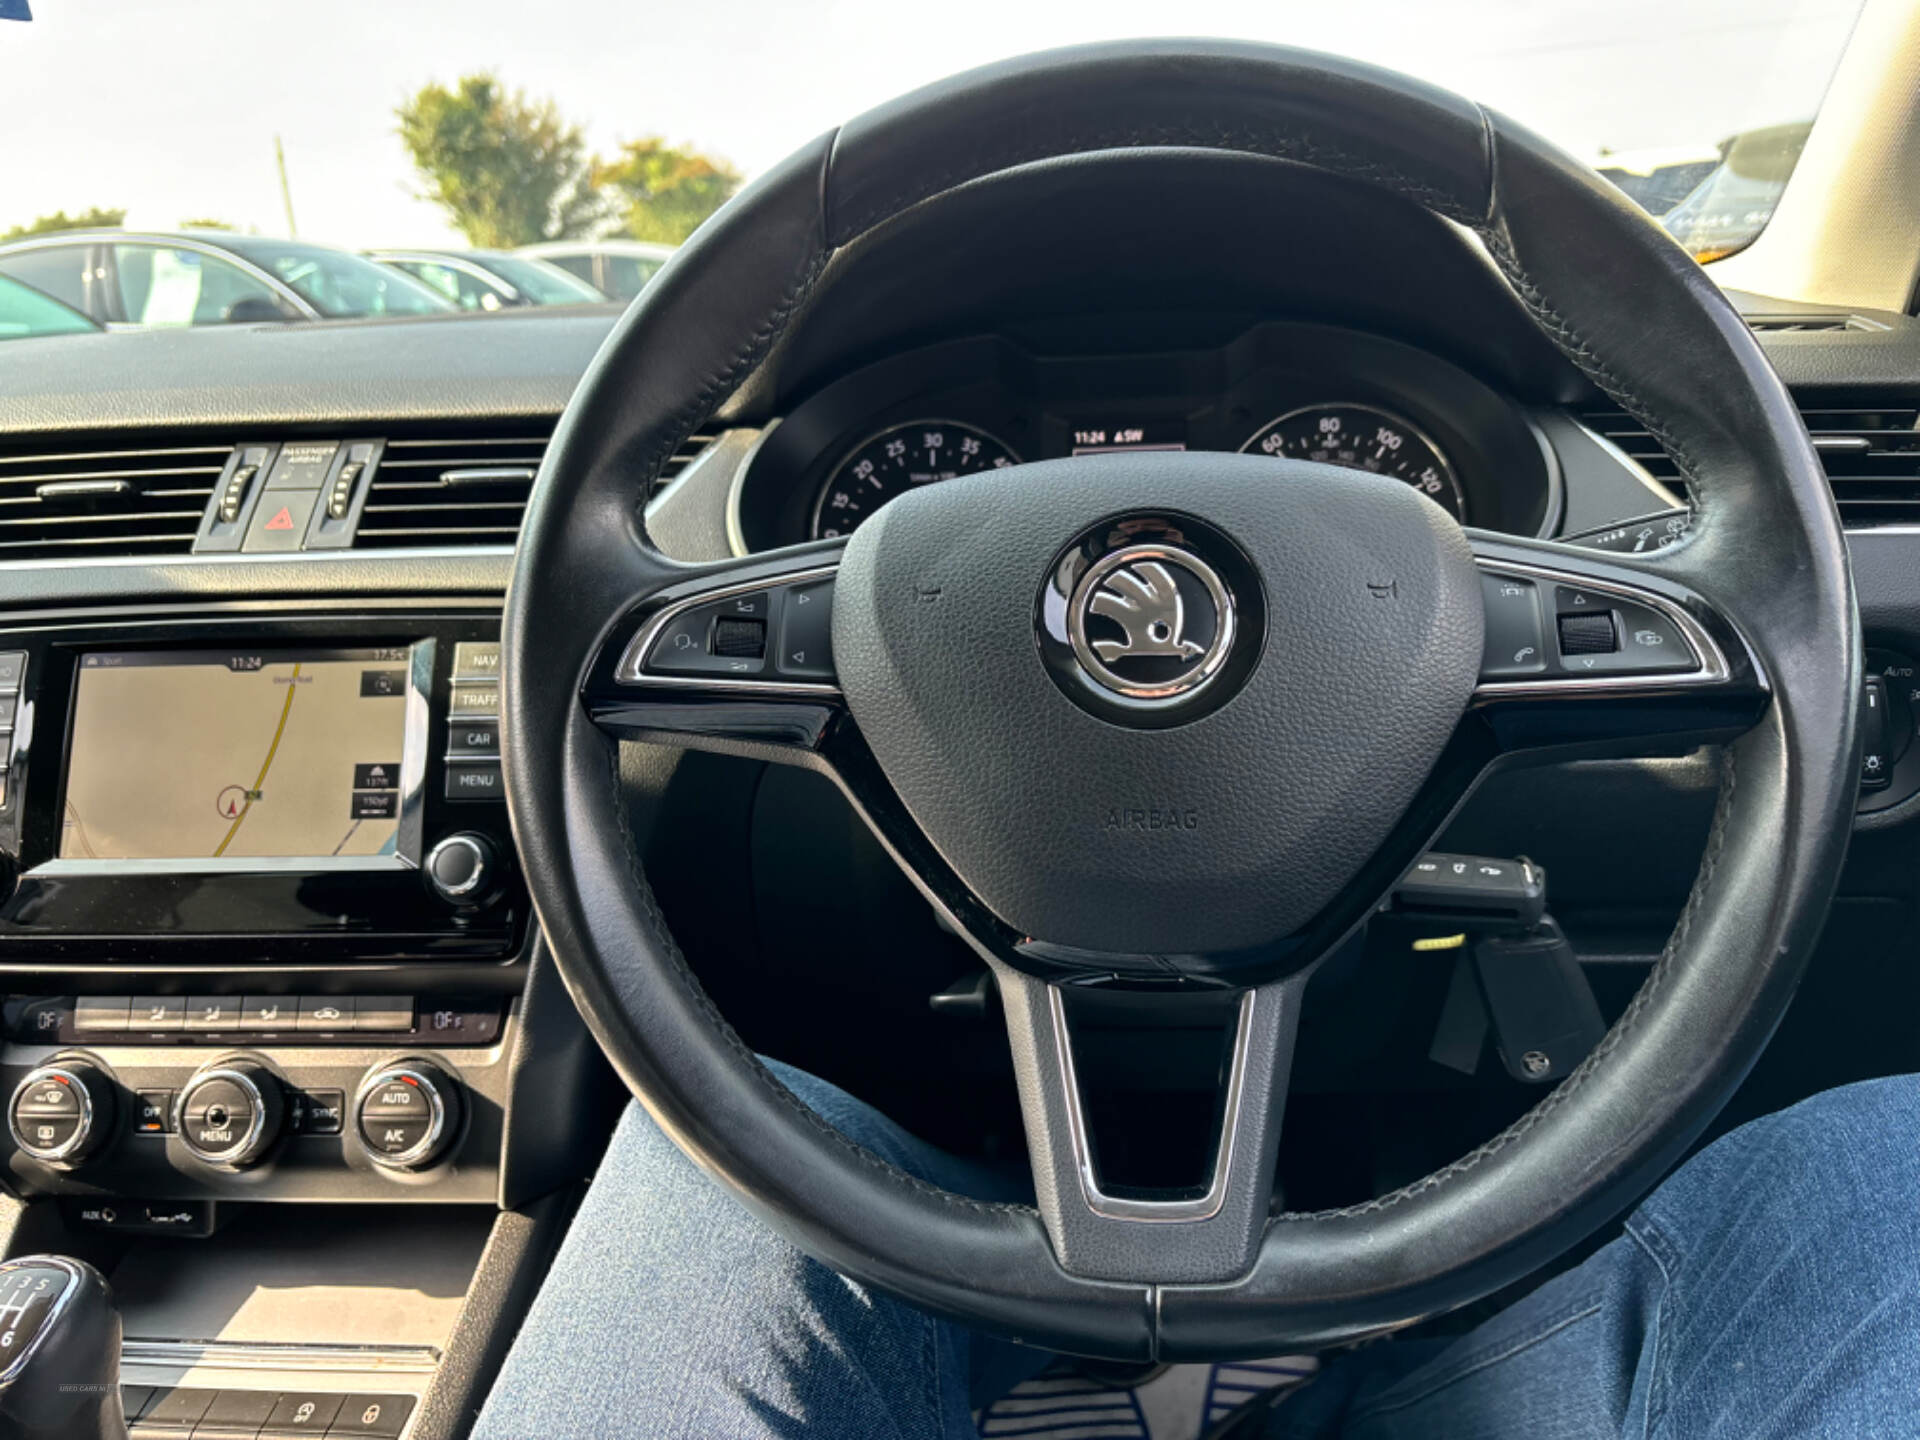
left=0, top=0, right=1864, bottom=252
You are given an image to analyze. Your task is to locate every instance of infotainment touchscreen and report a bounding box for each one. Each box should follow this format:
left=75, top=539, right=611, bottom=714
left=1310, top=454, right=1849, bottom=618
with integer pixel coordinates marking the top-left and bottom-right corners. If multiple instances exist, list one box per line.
left=59, top=646, right=425, bottom=866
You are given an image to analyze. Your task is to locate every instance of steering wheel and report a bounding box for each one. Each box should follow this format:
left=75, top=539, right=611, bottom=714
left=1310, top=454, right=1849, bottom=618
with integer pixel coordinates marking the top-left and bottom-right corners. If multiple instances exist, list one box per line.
left=501, top=41, right=1858, bottom=1359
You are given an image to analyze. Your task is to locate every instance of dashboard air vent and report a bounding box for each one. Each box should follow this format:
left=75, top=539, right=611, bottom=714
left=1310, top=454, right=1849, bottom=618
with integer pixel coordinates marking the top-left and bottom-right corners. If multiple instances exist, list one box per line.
left=1745, top=313, right=1889, bottom=334
left=0, top=441, right=232, bottom=561
left=352, top=428, right=715, bottom=548
left=1581, top=405, right=1920, bottom=527
left=1802, top=406, right=1920, bottom=527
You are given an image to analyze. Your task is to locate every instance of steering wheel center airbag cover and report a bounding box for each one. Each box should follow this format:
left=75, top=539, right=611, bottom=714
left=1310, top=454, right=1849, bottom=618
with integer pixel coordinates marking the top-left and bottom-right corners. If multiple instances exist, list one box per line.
left=832, top=452, right=1484, bottom=958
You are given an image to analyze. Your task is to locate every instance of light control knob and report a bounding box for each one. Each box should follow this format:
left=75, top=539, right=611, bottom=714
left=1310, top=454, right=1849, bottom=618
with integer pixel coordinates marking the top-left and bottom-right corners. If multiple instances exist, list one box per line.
left=425, top=832, right=497, bottom=905
left=174, top=1060, right=284, bottom=1169
left=8, top=1061, right=114, bottom=1167
left=356, top=1060, right=462, bottom=1171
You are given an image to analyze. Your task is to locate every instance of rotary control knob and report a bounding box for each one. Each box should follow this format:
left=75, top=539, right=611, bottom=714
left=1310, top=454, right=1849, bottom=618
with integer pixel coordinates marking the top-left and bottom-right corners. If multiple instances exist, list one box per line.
left=425, top=832, right=497, bottom=906
left=174, top=1060, right=284, bottom=1169
left=8, top=1060, right=114, bottom=1166
left=355, top=1060, right=462, bottom=1171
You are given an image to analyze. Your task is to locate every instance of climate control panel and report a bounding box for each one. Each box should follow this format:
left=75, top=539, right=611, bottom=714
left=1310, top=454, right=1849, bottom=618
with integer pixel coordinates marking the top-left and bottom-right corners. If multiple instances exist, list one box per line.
left=0, top=1023, right=505, bottom=1204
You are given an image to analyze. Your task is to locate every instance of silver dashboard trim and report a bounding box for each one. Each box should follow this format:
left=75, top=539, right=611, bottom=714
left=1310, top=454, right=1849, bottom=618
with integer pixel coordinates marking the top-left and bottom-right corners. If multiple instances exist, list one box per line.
left=1472, top=556, right=1732, bottom=698
left=614, top=563, right=842, bottom=697
left=725, top=419, right=782, bottom=559
left=1048, top=985, right=1255, bottom=1223
left=121, top=1338, right=441, bottom=1374
left=0, top=544, right=515, bottom=574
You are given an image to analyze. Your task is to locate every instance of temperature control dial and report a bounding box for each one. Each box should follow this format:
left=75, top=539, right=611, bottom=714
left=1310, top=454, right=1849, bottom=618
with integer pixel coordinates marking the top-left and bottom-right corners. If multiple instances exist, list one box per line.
left=8, top=1061, right=113, bottom=1166
left=175, top=1060, right=284, bottom=1169
left=356, top=1061, right=462, bottom=1171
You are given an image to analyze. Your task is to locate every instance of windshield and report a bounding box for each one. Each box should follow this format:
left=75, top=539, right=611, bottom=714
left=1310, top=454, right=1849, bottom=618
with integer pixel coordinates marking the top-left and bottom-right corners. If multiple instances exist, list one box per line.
left=0, top=0, right=1868, bottom=326
left=215, top=238, right=453, bottom=318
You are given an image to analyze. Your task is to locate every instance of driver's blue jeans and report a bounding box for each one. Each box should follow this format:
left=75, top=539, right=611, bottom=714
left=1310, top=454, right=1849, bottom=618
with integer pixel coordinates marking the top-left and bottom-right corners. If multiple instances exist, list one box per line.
left=472, top=1067, right=1920, bottom=1438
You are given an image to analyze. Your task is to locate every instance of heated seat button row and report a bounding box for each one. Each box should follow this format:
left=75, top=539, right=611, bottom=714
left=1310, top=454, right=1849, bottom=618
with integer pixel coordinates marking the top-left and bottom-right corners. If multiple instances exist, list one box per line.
left=78, top=995, right=415, bottom=1034
left=638, top=575, right=837, bottom=684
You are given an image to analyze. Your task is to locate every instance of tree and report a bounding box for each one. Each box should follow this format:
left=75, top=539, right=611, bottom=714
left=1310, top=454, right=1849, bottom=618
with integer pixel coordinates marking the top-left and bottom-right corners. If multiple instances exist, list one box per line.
left=179, top=217, right=235, bottom=231
left=395, top=75, right=602, bottom=247
left=594, top=139, right=741, bottom=244
left=1, top=207, right=126, bottom=242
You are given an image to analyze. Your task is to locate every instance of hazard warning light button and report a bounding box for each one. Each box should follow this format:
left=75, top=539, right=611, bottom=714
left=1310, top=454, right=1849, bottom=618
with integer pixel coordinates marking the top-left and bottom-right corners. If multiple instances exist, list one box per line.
left=242, top=490, right=319, bottom=553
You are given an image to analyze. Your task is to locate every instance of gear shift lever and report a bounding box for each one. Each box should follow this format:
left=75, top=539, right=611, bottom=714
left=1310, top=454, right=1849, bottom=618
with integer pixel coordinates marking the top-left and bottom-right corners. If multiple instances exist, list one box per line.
left=0, top=1255, right=125, bottom=1440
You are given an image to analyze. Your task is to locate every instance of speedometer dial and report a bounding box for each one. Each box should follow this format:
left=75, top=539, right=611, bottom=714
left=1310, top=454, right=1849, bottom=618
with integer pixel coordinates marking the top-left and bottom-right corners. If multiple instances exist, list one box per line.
left=1239, top=404, right=1465, bottom=520
left=812, top=421, right=1020, bottom=538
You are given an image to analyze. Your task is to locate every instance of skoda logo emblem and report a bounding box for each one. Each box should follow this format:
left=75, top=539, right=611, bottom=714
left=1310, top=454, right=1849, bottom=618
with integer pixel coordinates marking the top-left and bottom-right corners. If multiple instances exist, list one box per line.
left=1067, top=544, right=1235, bottom=703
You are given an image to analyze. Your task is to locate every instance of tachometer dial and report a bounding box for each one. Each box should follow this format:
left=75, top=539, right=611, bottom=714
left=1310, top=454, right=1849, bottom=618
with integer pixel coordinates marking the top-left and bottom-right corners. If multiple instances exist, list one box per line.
left=812, top=421, right=1020, bottom=538
left=1239, top=404, right=1465, bottom=520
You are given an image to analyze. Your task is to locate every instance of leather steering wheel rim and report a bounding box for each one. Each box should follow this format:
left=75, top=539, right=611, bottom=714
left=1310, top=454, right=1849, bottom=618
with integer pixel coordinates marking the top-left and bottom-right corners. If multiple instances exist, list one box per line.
left=501, top=40, right=1859, bottom=1359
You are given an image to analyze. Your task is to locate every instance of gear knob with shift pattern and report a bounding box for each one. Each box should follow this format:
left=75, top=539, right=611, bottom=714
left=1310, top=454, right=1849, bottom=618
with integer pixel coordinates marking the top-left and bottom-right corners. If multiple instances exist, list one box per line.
left=0, top=1255, right=125, bottom=1440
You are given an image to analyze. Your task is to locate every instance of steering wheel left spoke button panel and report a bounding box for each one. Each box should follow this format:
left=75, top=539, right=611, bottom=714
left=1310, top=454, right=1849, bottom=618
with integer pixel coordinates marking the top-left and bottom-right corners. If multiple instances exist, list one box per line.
left=614, top=559, right=843, bottom=694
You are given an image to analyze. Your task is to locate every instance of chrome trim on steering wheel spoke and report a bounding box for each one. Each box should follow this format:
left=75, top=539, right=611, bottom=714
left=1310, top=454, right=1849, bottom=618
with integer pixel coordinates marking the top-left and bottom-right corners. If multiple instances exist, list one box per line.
left=1049, top=986, right=1257, bottom=1223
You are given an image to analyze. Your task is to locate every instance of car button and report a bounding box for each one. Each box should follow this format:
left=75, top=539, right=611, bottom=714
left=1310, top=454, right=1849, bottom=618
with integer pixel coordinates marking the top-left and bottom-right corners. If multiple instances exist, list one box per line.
left=446, top=719, right=500, bottom=757
left=298, top=997, right=353, bottom=1032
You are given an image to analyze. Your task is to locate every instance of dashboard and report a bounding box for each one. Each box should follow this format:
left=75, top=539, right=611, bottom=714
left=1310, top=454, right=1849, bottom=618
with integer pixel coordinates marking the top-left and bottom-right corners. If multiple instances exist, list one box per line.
left=731, top=323, right=1560, bottom=549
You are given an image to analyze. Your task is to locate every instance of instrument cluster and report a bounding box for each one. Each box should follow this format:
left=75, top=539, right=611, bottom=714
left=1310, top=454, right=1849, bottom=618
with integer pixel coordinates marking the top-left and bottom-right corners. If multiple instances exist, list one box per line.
left=731, top=323, right=1560, bottom=551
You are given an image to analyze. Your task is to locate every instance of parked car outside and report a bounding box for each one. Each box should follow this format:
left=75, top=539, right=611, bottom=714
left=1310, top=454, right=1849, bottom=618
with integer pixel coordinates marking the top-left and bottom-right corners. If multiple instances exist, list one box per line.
left=0, top=230, right=453, bottom=327
left=365, top=249, right=609, bottom=310
left=0, top=272, right=101, bottom=341
left=515, top=239, right=675, bottom=300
